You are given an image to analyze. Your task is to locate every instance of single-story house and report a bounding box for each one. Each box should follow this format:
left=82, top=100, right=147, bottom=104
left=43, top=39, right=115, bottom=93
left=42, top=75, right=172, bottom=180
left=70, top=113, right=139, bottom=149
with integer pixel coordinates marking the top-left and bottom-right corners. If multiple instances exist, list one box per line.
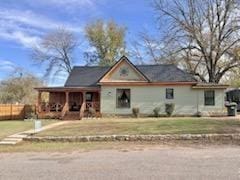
left=35, top=56, right=228, bottom=120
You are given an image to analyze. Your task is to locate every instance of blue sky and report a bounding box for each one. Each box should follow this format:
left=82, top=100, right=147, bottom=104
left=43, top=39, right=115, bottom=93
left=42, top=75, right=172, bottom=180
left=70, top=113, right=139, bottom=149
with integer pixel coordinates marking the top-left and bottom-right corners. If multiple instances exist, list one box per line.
left=0, top=0, right=158, bottom=86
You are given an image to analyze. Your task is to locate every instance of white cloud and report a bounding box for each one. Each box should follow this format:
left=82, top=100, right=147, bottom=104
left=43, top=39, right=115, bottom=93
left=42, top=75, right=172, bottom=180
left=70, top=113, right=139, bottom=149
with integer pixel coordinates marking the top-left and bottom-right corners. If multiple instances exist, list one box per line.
left=0, top=8, right=83, bottom=48
left=28, top=0, right=96, bottom=12
left=43, top=0, right=94, bottom=7
left=0, top=60, right=16, bottom=72
left=11, top=31, right=41, bottom=48
left=0, top=8, right=82, bottom=32
left=0, top=30, right=41, bottom=48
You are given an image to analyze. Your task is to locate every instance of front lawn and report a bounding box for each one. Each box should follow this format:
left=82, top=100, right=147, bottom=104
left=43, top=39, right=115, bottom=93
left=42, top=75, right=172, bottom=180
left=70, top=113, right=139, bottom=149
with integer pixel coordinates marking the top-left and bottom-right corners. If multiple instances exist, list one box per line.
left=0, top=141, right=140, bottom=153
left=37, top=118, right=240, bottom=137
left=0, top=120, right=58, bottom=140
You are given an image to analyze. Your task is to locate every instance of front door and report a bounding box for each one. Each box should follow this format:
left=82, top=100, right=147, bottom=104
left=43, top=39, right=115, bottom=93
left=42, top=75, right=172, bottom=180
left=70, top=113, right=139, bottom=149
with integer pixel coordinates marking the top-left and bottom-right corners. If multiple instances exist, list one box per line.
left=85, top=92, right=100, bottom=111
left=69, top=92, right=81, bottom=111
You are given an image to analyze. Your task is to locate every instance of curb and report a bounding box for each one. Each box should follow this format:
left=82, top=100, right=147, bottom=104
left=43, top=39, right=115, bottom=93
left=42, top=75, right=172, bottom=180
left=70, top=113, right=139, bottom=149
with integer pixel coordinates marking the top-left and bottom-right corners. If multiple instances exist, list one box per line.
left=23, top=134, right=240, bottom=144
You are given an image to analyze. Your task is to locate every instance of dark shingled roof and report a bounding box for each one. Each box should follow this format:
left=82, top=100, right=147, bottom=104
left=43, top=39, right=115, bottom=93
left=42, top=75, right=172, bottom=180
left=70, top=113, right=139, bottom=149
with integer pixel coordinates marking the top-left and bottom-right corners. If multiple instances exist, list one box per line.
left=64, top=64, right=196, bottom=87
left=136, top=64, right=196, bottom=82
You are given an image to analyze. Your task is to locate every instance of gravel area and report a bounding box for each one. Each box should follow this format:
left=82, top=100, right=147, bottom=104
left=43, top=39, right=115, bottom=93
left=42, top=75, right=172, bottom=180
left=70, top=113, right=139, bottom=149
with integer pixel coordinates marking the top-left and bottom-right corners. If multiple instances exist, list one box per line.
left=0, top=145, right=240, bottom=180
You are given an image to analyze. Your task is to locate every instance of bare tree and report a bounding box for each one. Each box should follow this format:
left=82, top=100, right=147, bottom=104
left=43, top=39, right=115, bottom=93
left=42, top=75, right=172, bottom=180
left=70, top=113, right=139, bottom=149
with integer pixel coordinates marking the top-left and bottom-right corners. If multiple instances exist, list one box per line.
left=153, top=0, right=240, bottom=83
left=130, top=32, right=178, bottom=64
left=32, top=28, right=78, bottom=77
left=223, top=67, right=240, bottom=86
left=130, top=32, right=162, bottom=64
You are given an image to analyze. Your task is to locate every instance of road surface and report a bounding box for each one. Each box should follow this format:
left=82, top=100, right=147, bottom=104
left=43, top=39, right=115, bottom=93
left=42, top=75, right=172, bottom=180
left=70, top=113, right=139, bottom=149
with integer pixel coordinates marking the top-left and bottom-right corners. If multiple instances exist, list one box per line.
left=0, top=145, right=240, bottom=180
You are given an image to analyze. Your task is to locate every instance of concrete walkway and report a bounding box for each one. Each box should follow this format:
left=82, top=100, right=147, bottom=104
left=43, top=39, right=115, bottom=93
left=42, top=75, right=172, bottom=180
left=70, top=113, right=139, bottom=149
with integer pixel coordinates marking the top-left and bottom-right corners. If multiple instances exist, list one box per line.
left=208, top=114, right=240, bottom=120
left=0, top=121, right=75, bottom=145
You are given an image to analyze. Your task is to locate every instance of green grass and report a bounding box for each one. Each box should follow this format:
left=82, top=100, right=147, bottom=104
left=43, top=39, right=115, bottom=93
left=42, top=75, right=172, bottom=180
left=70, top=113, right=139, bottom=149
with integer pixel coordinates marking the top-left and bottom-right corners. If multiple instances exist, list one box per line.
left=0, top=142, right=101, bottom=153
left=37, top=118, right=240, bottom=137
left=1, top=118, right=240, bottom=153
left=0, top=141, right=139, bottom=153
left=0, top=120, right=58, bottom=140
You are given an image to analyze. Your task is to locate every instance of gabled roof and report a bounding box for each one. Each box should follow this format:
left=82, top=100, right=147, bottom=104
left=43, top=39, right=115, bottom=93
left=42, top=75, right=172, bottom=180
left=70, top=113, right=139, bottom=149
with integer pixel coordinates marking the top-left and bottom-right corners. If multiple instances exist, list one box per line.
left=64, top=66, right=110, bottom=87
left=99, top=56, right=150, bottom=82
left=137, top=64, right=196, bottom=82
left=64, top=56, right=197, bottom=87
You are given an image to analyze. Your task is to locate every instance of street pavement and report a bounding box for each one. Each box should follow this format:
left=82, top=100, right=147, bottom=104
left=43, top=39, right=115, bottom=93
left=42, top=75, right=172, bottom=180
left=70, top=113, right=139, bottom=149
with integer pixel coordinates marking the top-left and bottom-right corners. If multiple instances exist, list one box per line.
left=0, top=145, right=240, bottom=180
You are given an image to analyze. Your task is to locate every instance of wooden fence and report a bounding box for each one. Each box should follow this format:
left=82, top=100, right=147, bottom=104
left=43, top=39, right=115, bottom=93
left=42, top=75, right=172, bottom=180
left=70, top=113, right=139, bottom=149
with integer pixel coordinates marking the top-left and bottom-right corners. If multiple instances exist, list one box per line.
left=0, top=104, right=36, bottom=120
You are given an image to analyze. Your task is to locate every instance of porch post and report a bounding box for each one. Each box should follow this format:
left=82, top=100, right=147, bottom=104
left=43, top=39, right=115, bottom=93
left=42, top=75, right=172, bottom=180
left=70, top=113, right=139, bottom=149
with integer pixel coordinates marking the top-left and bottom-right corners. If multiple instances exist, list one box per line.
left=82, top=91, right=86, bottom=106
left=65, top=91, right=69, bottom=112
left=37, top=91, right=42, bottom=113
left=98, top=90, right=101, bottom=114
left=80, top=91, right=86, bottom=119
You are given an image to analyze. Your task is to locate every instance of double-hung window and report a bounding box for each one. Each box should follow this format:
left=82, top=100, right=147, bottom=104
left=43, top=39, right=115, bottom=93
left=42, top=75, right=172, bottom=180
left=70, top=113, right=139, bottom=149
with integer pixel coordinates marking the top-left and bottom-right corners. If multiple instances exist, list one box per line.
left=204, top=90, right=215, bottom=106
left=166, top=88, right=174, bottom=99
left=116, top=89, right=130, bottom=108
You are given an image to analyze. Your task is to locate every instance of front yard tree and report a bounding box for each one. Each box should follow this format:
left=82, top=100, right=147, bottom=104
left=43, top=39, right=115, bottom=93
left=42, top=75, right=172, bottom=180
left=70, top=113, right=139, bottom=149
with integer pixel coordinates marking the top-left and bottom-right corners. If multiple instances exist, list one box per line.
left=85, top=19, right=126, bottom=66
left=154, top=0, right=240, bottom=83
left=32, top=28, right=77, bottom=77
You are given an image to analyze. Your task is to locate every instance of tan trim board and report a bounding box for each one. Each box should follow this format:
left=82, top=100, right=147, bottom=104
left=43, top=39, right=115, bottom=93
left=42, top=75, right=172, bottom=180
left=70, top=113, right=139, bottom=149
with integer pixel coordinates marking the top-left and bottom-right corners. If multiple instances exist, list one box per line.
left=35, top=87, right=100, bottom=92
left=99, top=82, right=197, bottom=86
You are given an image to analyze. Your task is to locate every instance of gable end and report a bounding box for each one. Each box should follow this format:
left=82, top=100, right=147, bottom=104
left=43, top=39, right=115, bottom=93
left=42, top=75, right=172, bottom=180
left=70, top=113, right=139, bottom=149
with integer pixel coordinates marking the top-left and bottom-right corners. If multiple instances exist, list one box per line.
left=99, top=56, right=150, bottom=83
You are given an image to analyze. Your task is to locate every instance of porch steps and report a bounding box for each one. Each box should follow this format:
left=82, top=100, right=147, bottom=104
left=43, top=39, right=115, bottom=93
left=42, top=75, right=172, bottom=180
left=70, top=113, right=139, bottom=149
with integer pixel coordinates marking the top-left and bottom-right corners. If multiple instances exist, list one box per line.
left=4, top=137, right=23, bottom=141
left=0, top=135, right=24, bottom=145
left=0, top=141, right=17, bottom=145
left=0, top=121, right=72, bottom=145
left=9, top=134, right=28, bottom=138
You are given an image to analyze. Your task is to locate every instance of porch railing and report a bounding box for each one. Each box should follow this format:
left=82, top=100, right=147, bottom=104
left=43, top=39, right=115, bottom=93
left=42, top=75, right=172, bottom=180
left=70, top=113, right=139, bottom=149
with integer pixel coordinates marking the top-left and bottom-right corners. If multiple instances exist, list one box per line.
left=85, top=101, right=100, bottom=111
left=39, top=101, right=100, bottom=119
left=79, top=101, right=100, bottom=119
left=40, top=102, right=64, bottom=113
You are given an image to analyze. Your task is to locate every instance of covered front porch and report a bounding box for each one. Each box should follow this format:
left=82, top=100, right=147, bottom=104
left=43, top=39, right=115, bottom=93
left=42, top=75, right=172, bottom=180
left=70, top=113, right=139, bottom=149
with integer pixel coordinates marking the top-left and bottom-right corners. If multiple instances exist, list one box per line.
left=35, top=87, right=101, bottom=120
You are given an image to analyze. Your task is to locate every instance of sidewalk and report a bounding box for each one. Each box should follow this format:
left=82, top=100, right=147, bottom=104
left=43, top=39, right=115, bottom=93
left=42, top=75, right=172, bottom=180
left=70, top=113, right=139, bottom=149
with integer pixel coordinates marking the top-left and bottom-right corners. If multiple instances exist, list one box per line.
left=209, top=114, right=240, bottom=120
left=0, top=121, right=76, bottom=145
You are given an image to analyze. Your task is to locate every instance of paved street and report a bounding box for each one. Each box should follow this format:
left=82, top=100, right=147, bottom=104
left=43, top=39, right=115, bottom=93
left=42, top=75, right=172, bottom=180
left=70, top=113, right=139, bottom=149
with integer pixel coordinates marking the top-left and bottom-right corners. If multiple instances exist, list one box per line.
left=0, top=145, right=240, bottom=180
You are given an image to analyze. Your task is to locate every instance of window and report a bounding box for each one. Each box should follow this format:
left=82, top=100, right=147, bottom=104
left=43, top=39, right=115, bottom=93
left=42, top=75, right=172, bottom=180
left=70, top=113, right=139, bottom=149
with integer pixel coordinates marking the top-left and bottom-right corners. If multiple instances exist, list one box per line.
left=204, top=90, right=215, bottom=106
left=116, top=89, right=130, bottom=108
left=86, top=92, right=93, bottom=101
left=166, top=88, right=174, bottom=99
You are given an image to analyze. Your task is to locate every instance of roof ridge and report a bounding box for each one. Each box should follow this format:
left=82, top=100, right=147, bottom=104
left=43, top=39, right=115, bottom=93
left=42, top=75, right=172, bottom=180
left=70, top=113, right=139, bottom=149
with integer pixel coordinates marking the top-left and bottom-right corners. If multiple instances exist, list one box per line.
left=73, top=65, right=111, bottom=68
left=136, top=64, right=175, bottom=66
left=73, top=64, right=175, bottom=68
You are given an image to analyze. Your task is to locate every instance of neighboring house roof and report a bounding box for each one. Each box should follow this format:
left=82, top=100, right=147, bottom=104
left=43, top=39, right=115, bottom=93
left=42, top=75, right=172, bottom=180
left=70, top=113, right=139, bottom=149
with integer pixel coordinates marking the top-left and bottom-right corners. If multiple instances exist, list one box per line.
left=65, top=57, right=197, bottom=87
left=192, top=83, right=229, bottom=89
